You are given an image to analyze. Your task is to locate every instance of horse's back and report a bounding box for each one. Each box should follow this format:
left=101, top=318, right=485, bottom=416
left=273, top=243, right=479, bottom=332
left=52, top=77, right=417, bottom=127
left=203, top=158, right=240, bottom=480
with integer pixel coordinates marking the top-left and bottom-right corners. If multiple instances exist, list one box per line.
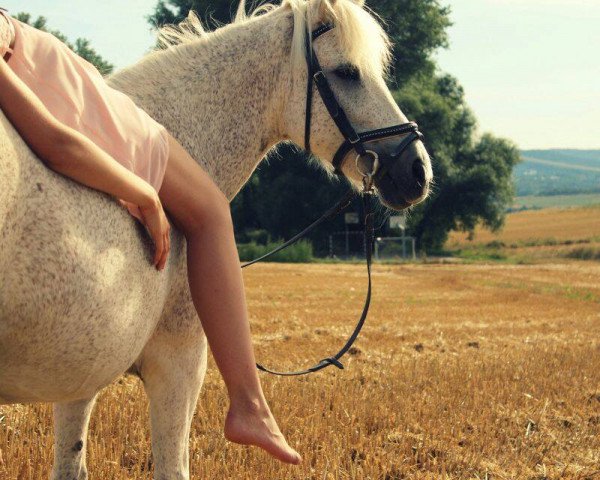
left=0, top=113, right=175, bottom=403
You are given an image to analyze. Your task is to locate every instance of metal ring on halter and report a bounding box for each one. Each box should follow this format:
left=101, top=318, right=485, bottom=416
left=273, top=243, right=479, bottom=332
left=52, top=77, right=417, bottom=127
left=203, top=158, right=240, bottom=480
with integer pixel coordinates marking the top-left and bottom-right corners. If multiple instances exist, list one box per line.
left=356, top=150, right=379, bottom=193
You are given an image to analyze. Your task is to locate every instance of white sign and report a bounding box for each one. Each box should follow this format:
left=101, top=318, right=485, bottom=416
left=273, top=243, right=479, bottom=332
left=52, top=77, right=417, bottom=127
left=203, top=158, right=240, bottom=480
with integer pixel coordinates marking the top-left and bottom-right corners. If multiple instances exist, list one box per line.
left=390, top=215, right=406, bottom=230
left=345, top=212, right=360, bottom=225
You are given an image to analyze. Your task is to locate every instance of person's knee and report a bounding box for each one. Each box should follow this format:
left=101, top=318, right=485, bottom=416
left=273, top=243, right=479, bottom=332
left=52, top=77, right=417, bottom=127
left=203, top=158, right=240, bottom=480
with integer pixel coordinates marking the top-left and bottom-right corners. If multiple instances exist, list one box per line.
left=183, top=187, right=232, bottom=237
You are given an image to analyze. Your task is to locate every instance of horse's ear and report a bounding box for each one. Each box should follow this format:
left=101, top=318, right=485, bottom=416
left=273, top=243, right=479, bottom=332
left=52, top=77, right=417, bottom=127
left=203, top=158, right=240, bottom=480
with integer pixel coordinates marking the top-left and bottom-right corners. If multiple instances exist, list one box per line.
left=314, top=0, right=365, bottom=24
left=327, top=0, right=365, bottom=6
left=312, top=0, right=364, bottom=26
left=316, top=0, right=336, bottom=23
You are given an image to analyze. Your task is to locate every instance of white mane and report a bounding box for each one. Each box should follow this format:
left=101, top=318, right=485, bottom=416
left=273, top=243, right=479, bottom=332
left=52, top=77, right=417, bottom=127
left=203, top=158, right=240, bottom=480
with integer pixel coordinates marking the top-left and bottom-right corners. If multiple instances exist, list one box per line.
left=156, top=0, right=392, bottom=78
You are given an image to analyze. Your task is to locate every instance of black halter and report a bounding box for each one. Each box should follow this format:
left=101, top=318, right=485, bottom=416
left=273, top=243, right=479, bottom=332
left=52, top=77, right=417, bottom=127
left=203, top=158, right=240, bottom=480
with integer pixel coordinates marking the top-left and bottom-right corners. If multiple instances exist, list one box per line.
left=305, top=23, right=424, bottom=187
left=242, top=23, right=425, bottom=376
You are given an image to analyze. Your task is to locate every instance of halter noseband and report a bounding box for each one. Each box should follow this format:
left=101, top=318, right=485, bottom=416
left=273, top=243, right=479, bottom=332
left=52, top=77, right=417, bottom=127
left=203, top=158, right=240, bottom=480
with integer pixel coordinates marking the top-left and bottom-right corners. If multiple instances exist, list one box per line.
left=304, top=23, right=424, bottom=190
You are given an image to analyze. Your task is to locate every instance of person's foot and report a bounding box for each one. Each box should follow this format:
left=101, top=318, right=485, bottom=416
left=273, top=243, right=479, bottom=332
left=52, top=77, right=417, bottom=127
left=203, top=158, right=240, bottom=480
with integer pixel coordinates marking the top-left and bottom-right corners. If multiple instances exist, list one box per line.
left=224, top=399, right=302, bottom=465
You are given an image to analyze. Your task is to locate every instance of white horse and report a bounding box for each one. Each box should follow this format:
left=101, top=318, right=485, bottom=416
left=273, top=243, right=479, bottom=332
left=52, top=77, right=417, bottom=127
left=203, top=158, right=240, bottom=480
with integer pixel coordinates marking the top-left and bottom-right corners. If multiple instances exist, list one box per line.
left=0, top=0, right=432, bottom=478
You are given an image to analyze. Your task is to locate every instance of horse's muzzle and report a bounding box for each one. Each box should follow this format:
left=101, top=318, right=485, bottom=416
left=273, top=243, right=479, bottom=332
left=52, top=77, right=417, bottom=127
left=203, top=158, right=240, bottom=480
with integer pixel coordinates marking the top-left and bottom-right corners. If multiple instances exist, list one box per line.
left=372, top=140, right=432, bottom=211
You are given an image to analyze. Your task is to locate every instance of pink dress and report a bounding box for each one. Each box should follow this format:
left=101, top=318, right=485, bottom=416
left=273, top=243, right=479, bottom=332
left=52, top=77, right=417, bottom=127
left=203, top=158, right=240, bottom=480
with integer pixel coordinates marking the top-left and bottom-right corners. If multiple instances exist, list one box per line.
left=0, top=9, right=170, bottom=221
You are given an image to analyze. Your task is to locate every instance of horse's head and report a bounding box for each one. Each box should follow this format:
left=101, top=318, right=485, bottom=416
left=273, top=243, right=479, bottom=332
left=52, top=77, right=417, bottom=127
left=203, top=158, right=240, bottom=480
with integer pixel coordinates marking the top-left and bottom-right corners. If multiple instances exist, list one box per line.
left=283, top=0, right=432, bottom=210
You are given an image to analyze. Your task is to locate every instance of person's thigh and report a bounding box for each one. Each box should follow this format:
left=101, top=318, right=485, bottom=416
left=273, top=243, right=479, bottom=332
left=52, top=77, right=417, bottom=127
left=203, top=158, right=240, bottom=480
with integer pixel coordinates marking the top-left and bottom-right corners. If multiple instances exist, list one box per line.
left=159, top=134, right=229, bottom=232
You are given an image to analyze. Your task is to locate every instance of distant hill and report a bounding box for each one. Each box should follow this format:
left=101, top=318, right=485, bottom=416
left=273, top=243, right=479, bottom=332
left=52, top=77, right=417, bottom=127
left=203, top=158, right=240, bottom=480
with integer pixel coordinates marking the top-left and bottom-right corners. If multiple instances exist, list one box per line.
left=516, top=149, right=600, bottom=196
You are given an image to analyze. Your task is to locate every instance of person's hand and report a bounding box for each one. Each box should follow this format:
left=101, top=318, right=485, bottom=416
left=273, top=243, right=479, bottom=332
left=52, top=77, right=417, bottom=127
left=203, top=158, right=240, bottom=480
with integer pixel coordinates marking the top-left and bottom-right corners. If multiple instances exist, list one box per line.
left=139, top=192, right=171, bottom=271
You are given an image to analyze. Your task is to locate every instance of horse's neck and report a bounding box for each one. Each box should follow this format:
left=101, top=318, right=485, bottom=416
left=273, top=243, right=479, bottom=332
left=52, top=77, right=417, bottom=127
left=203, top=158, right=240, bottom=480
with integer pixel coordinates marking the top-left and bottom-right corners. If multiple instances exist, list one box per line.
left=109, top=11, right=292, bottom=199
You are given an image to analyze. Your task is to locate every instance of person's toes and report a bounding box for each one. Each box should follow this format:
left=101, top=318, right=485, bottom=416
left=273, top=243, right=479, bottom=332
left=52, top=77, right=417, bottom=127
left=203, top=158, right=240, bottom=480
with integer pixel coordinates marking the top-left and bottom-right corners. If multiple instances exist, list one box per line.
left=284, top=449, right=302, bottom=465
left=262, top=436, right=301, bottom=464
left=224, top=408, right=302, bottom=464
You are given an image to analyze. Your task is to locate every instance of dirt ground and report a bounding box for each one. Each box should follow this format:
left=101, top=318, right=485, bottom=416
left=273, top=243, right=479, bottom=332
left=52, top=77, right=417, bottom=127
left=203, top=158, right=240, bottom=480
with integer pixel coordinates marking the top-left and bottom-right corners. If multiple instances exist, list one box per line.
left=2, top=260, right=600, bottom=479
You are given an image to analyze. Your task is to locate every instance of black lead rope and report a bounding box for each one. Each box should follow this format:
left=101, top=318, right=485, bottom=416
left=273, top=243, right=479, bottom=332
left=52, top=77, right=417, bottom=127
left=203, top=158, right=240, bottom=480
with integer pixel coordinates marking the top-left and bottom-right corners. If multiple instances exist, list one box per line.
left=241, top=188, right=355, bottom=269
left=242, top=191, right=374, bottom=376
left=242, top=20, right=425, bottom=376
left=243, top=20, right=374, bottom=376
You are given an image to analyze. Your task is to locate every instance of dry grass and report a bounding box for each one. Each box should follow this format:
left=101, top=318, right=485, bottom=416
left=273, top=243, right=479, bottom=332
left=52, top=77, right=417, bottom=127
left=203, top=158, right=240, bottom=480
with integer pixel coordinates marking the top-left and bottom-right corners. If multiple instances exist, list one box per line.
left=2, top=261, right=600, bottom=479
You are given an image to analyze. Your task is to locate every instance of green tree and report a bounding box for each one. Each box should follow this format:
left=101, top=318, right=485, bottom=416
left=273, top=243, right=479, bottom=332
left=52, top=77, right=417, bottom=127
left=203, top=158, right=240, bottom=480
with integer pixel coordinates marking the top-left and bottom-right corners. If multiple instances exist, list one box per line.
left=395, top=74, right=520, bottom=251
left=150, top=0, right=520, bottom=253
left=14, top=13, right=114, bottom=75
left=375, top=0, right=451, bottom=85
left=149, top=0, right=233, bottom=27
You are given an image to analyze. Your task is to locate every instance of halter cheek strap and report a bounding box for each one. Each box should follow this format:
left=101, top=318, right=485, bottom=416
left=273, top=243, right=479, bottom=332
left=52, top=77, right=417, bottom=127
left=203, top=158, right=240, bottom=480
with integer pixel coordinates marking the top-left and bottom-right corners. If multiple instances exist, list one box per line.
left=304, top=23, right=336, bottom=156
left=304, top=23, right=366, bottom=163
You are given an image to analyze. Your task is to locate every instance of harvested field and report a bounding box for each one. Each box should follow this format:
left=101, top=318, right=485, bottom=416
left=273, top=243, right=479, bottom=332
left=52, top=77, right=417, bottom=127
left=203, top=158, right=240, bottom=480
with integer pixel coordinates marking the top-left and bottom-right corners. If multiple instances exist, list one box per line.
left=447, top=206, right=600, bottom=263
left=449, top=205, right=600, bottom=246
left=2, top=262, right=600, bottom=479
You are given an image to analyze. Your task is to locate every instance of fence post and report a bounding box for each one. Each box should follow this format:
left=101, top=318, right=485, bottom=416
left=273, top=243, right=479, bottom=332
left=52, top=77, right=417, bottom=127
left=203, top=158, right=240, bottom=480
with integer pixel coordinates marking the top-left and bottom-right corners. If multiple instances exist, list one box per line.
left=345, top=225, right=349, bottom=258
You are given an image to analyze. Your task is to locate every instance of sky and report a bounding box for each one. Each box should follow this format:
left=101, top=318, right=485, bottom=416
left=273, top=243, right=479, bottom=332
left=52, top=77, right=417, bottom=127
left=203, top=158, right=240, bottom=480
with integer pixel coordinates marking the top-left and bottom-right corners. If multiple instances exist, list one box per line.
left=3, top=0, right=599, bottom=150
left=435, top=0, right=600, bottom=150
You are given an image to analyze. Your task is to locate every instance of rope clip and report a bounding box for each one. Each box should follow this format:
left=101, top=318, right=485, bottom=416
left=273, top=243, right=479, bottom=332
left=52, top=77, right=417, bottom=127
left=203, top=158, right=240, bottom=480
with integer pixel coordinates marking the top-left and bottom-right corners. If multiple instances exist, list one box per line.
left=356, top=150, right=379, bottom=194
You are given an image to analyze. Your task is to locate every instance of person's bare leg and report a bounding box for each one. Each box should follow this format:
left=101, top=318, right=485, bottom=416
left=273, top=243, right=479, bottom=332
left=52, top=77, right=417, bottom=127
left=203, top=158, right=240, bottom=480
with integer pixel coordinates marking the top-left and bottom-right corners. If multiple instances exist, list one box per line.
left=159, top=135, right=301, bottom=465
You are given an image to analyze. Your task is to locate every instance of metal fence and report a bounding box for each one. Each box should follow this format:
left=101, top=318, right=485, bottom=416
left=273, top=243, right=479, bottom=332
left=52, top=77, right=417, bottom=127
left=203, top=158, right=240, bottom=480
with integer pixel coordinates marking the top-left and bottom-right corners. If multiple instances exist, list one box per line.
left=374, top=236, right=416, bottom=260
left=327, top=231, right=365, bottom=259
left=327, top=232, right=416, bottom=260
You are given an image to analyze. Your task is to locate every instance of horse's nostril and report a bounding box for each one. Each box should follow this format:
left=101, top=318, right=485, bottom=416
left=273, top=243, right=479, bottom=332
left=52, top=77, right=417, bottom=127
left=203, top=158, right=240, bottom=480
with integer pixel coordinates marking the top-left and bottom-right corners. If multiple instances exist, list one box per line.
left=412, top=159, right=426, bottom=186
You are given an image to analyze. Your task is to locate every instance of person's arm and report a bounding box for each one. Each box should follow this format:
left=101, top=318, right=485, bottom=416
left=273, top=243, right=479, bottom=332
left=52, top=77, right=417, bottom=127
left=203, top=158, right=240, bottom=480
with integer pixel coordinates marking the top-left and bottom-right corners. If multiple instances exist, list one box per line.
left=0, top=59, right=170, bottom=270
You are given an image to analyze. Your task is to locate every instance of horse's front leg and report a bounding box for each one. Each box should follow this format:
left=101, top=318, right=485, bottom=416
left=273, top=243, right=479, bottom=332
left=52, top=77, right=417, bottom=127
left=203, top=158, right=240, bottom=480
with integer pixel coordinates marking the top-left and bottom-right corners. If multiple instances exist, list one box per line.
left=138, top=321, right=208, bottom=480
left=51, top=396, right=97, bottom=480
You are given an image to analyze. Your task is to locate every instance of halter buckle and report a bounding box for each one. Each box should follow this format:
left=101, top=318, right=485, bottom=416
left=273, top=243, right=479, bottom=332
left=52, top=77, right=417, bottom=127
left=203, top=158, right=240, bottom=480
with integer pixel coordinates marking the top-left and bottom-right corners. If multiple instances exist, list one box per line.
left=348, top=132, right=361, bottom=144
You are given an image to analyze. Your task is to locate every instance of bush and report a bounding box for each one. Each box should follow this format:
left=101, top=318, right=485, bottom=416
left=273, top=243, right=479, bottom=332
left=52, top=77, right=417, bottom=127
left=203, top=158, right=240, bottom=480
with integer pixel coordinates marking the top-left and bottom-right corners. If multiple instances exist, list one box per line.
left=244, top=229, right=270, bottom=245
left=486, top=240, right=506, bottom=249
left=457, top=249, right=508, bottom=262
left=565, top=248, right=600, bottom=261
left=237, top=240, right=314, bottom=263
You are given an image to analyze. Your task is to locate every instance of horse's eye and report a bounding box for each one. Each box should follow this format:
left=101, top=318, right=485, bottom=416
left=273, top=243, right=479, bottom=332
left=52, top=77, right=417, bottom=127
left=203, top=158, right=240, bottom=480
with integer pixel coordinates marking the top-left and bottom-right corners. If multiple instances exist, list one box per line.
left=333, top=64, right=361, bottom=82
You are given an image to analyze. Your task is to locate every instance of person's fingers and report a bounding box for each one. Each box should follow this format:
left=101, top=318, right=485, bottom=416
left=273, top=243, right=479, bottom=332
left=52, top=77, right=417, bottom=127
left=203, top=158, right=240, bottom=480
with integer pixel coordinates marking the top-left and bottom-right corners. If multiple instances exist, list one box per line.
left=160, top=226, right=171, bottom=270
left=154, top=231, right=164, bottom=267
left=158, top=233, right=168, bottom=271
